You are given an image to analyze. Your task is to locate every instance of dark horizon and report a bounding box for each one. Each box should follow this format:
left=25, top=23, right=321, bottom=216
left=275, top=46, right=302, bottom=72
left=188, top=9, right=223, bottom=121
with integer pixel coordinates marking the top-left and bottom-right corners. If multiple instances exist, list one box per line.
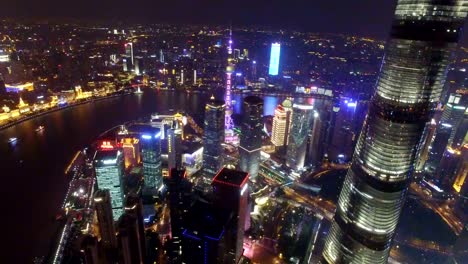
left=1, top=0, right=468, bottom=44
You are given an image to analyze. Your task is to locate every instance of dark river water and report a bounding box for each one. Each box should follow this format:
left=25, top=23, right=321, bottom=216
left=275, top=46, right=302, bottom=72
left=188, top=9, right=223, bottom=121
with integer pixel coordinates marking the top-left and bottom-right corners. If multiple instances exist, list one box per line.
left=0, top=89, right=286, bottom=262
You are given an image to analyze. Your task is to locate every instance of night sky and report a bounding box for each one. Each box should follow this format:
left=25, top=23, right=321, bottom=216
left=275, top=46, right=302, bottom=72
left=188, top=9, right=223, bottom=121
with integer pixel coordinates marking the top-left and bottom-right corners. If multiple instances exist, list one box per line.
left=1, top=0, right=467, bottom=43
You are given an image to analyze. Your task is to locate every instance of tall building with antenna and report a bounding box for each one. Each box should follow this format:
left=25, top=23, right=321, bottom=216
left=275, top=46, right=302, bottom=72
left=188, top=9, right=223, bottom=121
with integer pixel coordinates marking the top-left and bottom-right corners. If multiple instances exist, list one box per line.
left=322, top=1, right=467, bottom=263
left=225, top=28, right=236, bottom=143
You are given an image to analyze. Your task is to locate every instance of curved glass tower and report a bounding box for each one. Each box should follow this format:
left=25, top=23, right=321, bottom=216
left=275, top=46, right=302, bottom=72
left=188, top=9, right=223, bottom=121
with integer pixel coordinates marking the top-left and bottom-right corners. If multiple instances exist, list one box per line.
left=322, top=1, right=467, bottom=263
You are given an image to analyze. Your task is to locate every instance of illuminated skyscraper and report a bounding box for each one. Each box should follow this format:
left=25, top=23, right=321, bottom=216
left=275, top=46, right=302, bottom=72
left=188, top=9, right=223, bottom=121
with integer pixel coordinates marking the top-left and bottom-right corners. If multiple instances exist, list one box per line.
left=125, top=42, right=134, bottom=66
left=121, top=137, right=140, bottom=169
left=140, top=130, right=163, bottom=192
left=322, top=1, right=467, bottom=263
left=203, top=97, right=225, bottom=176
left=225, top=29, right=236, bottom=142
left=268, top=43, right=281, bottom=76
left=167, top=128, right=182, bottom=170
left=94, top=145, right=124, bottom=221
left=415, top=119, right=437, bottom=173
left=286, top=100, right=314, bottom=171
left=239, top=96, right=263, bottom=180
left=94, top=190, right=117, bottom=248
left=453, top=143, right=468, bottom=193
left=271, top=99, right=293, bottom=149
left=426, top=92, right=468, bottom=173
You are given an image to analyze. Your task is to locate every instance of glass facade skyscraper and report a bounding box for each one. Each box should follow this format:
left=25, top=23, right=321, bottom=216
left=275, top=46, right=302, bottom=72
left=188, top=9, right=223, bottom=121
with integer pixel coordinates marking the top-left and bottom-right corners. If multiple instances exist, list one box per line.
left=322, top=1, right=467, bottom=263
left=140, top=130, right=162, bottom=191
left=203, top=98, right=225, bottom=176
left=426, top=92, right=468, bottom=174
left=239, top=96, right=263, bottom=181
left=94, top=147, right=125, bottom=221
left=286, top=100, right=314, bottom=171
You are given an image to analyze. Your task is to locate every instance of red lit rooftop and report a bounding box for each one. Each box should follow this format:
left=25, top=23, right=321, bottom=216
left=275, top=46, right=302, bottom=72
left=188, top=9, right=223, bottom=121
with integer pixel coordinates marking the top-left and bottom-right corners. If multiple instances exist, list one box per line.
left=212, top=168, right=249, bottom=188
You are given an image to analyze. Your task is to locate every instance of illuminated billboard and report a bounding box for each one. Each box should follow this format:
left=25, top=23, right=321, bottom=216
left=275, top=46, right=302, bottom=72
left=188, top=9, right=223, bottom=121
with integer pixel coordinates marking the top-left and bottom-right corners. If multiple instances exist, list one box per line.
left=268, top=43, right=281, bottom=76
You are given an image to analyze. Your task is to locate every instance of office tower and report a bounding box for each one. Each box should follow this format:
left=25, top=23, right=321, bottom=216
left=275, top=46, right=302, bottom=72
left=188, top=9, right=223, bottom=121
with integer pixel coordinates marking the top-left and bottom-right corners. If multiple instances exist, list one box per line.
left=251, top=60, right=257, bottom=81
left=182, top=143, right=203, bottom=176
left=437, top=147, right=463, bottom=190
left=203, top=98, right=225, bottom=176
left=181, top=199, right=233, bottom=264
left=415, top=119, right=437, bottom=173
left=286, top=100, right=314, bottom=171
left=118, top=213, right=144, bottom=264
left=124, top=195, right=145, bottom=261
left=94, top=190, right=117, bottom=248
left=121, top=137, right=140, bottom=169
left=306, top=110, right=327, bottom=167
left=80, top=235, right=99, bottom=264
left=140, top=130, right=163, bottom=192
left=122, top=58, right=128, bottom=72
left=159, top=49, right=164, bottom=63
left=268, top=42, right=281, bottom=76
left=193, top=70, right=197, bottom=85
left=168, top=169, right=193, bottom=239
left=125, top=42, right=134, bottom=66
left=453, top=144, right=468, bottom=193
left=271, top=100, right=293, bottom=149
left=445, top=92, right=468, bottom=148
left=426, top=92, right=467, bottom=173
left=167, top=128, right=183, bottom=170
left=134, top=58, right=141, bottom=75
left=94, top=146, right=124, bottom=221
left=322, top=1, right=467, bottom=263
left=224, top=30, right=236, bottom=143
left=212, top=168, right=249, bottom=263
left=239, top=96, right=263, bottom=181
left=324, top=100, right=340, bottom=158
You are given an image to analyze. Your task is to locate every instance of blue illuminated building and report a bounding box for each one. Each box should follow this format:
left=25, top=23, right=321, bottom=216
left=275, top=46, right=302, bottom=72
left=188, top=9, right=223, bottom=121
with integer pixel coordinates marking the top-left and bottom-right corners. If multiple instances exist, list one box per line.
left=140, top=129, right=163, bottom=192
left=268, top=42, right=281, bottom=76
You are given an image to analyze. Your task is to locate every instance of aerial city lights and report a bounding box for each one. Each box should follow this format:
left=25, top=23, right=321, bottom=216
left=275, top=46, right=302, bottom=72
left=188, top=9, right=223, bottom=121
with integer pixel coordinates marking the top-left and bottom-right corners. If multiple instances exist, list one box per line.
left=1, top=1, right=467, bottom=264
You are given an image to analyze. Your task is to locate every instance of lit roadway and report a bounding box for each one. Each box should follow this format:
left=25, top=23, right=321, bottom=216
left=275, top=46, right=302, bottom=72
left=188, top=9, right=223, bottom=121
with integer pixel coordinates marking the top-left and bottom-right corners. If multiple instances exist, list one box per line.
left=258, top=163, right=459, bottom=260
left=409, top=182, right=463, bottom=235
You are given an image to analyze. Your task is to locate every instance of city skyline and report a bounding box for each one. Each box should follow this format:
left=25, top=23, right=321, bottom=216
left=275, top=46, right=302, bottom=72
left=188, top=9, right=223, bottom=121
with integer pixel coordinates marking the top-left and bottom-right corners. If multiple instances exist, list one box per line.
left=0, top=1, right=467, bottom=263
left=1, top=1, right=468, bottom=45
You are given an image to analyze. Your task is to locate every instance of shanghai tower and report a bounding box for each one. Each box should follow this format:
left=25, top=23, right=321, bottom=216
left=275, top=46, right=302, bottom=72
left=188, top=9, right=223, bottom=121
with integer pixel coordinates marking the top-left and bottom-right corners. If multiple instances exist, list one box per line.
left=322, top=1, right=467, bottom=264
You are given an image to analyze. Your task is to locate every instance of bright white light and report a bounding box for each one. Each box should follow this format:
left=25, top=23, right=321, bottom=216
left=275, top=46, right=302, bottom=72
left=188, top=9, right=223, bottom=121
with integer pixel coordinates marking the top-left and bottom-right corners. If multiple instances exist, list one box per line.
left=241, top=183, right=248, bottom=196
left=103, top=159, right=117, bottom=165
left=142, top=134, right=152, bottom=140
left=293, top=103, right=313, bottom=110
left=268, top=43, right=281, bottom=76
